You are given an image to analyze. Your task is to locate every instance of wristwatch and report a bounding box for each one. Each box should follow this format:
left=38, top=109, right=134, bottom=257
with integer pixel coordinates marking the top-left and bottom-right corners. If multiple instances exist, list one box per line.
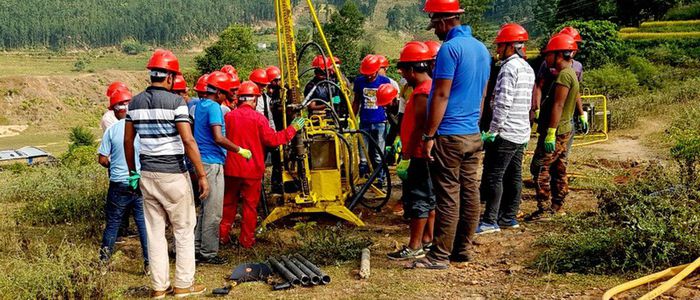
left=422, top=134, right=436, bottom=141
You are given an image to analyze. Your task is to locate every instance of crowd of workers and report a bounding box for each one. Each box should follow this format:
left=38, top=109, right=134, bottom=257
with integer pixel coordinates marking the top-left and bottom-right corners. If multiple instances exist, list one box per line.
left=95, top=0, right=586, bottom=296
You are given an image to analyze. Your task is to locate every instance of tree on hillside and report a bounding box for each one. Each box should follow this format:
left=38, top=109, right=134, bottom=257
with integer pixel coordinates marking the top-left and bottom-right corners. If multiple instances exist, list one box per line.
left=322, top=1, right=370, bottom=78
left=616, top=0, right=684, bottom=25
left=195, top=24, right=258, bottom=75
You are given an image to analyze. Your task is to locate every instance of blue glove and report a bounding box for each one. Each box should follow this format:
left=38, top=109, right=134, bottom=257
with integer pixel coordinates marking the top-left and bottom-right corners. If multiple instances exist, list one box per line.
left=544, top=128, right=557, bottom=153
left=128, top=171, right=140, bottom=190
left=396, top=159, right=410, bottom=181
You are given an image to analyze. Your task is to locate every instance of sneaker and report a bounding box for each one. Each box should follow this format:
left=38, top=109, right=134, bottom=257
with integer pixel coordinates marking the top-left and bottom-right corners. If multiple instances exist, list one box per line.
left=143, top=262, right=151, bottom=276
left=498, top=219, right=521, bottom=229
left=151, top=286, right=173, bottom=299
left=422, top=242, right=433, bottom=253
left=196, top=255, right=228, bottom=265
left=524, top=209, right=554, bottom=222
left=387, top=246, right=426, bottom=261
left=475, top=222, right=501, bottom=235
left=173, top=284, right=206, bottom=298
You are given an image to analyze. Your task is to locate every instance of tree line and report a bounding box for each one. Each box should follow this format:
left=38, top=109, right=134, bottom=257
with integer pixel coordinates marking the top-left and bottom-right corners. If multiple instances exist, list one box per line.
left=0, top=0, right=287, bottom=49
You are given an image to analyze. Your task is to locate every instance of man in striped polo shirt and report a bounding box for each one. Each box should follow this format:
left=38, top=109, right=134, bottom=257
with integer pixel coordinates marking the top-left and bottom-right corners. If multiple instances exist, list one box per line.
left=477, top=24, right=535, bottom=235
left=124, top=49, right=208, bottom=298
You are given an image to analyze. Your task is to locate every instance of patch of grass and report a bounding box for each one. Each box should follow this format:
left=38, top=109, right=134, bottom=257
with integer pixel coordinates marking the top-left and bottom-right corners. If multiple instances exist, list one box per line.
left=620, top=31, right=700, bottom=40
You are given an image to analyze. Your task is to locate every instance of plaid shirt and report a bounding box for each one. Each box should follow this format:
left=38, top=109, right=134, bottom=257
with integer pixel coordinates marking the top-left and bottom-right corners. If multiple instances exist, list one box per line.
left=489, top=55, right=535, bottom=144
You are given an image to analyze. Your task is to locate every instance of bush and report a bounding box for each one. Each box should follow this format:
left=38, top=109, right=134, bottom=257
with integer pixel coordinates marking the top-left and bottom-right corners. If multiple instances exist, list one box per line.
left=68, top=126, right=96, bottom=151
left=583, top=64, right=638, bottom=98
left=195, top=24, right=258, bottom=75
left=627, top=56, right=661, bottom=89
left=668, top=108, right=700, bottom=187
left=554, top=20, right=626, bottom=69
left=639, top=42, right=700, bottom=67
left=664, top=3, right=700, bottom=21
left=534, top=163, right=700, bottom=274
left=120, top=38, right=148, bottom=55
left=72, top=56, right=90, bottom=72
left=0, top=163, right=108, bottom=225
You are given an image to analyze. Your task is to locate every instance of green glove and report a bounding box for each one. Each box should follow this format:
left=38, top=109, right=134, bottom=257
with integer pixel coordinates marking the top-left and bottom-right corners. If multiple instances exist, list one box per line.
left=385, top=146, right=392, bottom=154
left=396, top=159, right=410, bottom=181
left=534, top=109, right=540, bottom=121
left=480, top=131, right=497, bottom=143
left=291, top=117, right=306, bottom=131
left=237, top=147, right=252, bottom=160
left=579, top=112, right=589, bottom=133
left=393, top=138, right=402, bottom=150
left=127, top=171, right=140, bottom=190
left=544, top=128, right=557, bottom=153
left=332, top=96, right=341, bottom=104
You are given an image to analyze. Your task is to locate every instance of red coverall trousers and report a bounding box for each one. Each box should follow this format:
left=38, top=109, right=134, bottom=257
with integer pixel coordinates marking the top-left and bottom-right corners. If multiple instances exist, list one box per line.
left=220, top=176, right=262, bottom=248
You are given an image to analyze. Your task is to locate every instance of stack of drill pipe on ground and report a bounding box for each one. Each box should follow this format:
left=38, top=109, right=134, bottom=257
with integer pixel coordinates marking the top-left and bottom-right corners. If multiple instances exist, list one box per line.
left=281, top=255, right=310, bottom=285
left=292, top=257, right=321, bottom=285
left=294, top=253, right=331, bottom=284
left=269, top=257, right=301, bottom=286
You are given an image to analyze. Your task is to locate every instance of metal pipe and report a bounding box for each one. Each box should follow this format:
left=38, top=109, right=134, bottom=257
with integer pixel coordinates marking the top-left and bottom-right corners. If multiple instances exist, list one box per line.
left=281, top=255, right=310, bottom=285
left=294, top=253, right=331, bottom=284
left=269, top=257, right=300, bottom=286
left=292, top=257, right=320, bottom=285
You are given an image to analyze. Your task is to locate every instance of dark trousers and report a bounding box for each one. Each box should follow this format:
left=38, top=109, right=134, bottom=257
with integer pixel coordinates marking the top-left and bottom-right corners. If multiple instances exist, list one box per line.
left=480, top=137, right=525, bottom=225
left=270, top=147, right=283, bottom=191
left=427, top=134, right=482, bottom=262
left=100, top=182, right=149, bottom=263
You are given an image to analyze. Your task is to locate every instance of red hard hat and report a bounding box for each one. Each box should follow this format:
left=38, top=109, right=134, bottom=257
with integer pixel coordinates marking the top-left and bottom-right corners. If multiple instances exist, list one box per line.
left=312, top=55, right=330, bottom=70
left=207, top=71, right=235, bottom=94
left=249, top=68, right=271, bottom=85
left=423, top=0, right=464, bottom=14
left=147, top=49, right=181, bottom=74
left=332, top=56, right=341, bottom=65
left=106, top=81, right=128, bottom=97
left=173, top=74, right=187, bottom=92
left=194, top=74, right=209, bottom=93
left=559, top=26, right=583, bottom=42
left=221, top=65, right=238, bottom=77
left=375, top=83, right=398, bottom=107
left=425, top=40, right=441, bottom=58
left=399, top=41, right=433, bottom=63
left=377, top=55, right=390, bottom=68
left=544, top=33, right=578, bottom=53
left=238, top=81, right=261, bottom=97
left=230, top=73, right=241, bottom=91
left=109, top=89, right=132, bottom=109
left=360, top=54, right=382, bottom=75
left=266, top=66, right=281, bottom=81
left=495, top=23, right=529, bottom=44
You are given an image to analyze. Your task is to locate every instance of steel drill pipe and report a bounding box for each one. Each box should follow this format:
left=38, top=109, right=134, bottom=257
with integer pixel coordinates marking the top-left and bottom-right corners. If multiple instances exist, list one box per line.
left=294, top=253, right=331, bottom=284
left=269, top=257, right=301, bottom=286
left=281, top=255, right=310, bottom=285
left=292, top=257, right=321, bottom=285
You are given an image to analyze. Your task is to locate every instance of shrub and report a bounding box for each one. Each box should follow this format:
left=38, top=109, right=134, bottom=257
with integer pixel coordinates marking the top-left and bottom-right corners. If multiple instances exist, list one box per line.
left=640, top=43, right=700, bottom=67
left=668, top=108, right=700, bottom=187
left=554, top=20, right=626, bottom=69
left=583, top=64, right=638, bottom=98
left=627, top=56, right=661, bottom=89
left=534, top=163, right=700, bottom=274
left=0, top=163, right=108, bottom=226
left=664, top=3, right=700, bottom=21
left=195, top=24, right=257, bottom=75
left=68, top=126, right=96, bottom=150
left=72, top=56, right=90, bottom=72
left=120, top=38, right=148, bottom=55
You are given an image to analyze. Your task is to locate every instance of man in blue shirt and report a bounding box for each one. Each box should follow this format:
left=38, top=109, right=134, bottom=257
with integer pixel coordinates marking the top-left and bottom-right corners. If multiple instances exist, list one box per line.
left=353, top=54, right=392, bottom=187
left=411, top=0, right=491, bottom=270
left=192, top=71, right=251, bottom=265
left=97, top=89, right=149, bottom=275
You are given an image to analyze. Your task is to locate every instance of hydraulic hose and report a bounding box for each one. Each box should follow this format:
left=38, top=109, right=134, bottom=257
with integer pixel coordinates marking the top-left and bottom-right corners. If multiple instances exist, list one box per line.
left=296, top=42, right=330, bottom=79
left=347, top=129, right=392, bottom=211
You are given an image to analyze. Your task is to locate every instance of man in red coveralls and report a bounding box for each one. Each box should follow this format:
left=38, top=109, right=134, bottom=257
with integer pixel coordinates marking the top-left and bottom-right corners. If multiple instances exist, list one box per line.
left=219, top=81, right=306, bottom=248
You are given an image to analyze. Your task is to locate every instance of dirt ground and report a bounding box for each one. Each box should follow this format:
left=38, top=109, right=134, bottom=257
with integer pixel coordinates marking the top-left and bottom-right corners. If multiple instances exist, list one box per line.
left=101, top=120, right=700, bottom=300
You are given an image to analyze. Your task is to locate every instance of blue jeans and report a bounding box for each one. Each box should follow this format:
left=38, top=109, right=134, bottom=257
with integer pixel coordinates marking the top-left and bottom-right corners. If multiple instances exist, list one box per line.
left=100, top=181, right=149, bottom=263
left=359, top=122, right=387, bottom=183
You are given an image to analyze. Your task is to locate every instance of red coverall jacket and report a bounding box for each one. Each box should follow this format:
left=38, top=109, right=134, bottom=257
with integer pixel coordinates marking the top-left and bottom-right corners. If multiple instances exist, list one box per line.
left=223, top=105, right=297, bottom=179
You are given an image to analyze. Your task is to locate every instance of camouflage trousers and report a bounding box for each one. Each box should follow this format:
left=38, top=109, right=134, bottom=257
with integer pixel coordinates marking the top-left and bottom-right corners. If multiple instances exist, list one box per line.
left=530, top=131, right=573, bottom=210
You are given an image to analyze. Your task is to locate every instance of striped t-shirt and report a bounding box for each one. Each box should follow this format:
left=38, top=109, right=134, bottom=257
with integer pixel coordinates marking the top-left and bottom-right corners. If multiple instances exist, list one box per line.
left=126, top=86, right=191, bottom=173
left=489, top=55, right=535, bottom=145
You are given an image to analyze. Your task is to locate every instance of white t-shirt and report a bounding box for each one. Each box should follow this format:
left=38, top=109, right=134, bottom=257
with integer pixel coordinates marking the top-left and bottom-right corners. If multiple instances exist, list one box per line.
left=100, top=110, right=118, bottom=132
left=398, top=78, right=408, bottom=114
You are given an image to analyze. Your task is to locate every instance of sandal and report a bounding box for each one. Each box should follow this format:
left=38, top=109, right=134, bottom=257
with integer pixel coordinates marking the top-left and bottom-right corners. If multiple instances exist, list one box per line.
left=405, top=257, right=449, bottom=270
